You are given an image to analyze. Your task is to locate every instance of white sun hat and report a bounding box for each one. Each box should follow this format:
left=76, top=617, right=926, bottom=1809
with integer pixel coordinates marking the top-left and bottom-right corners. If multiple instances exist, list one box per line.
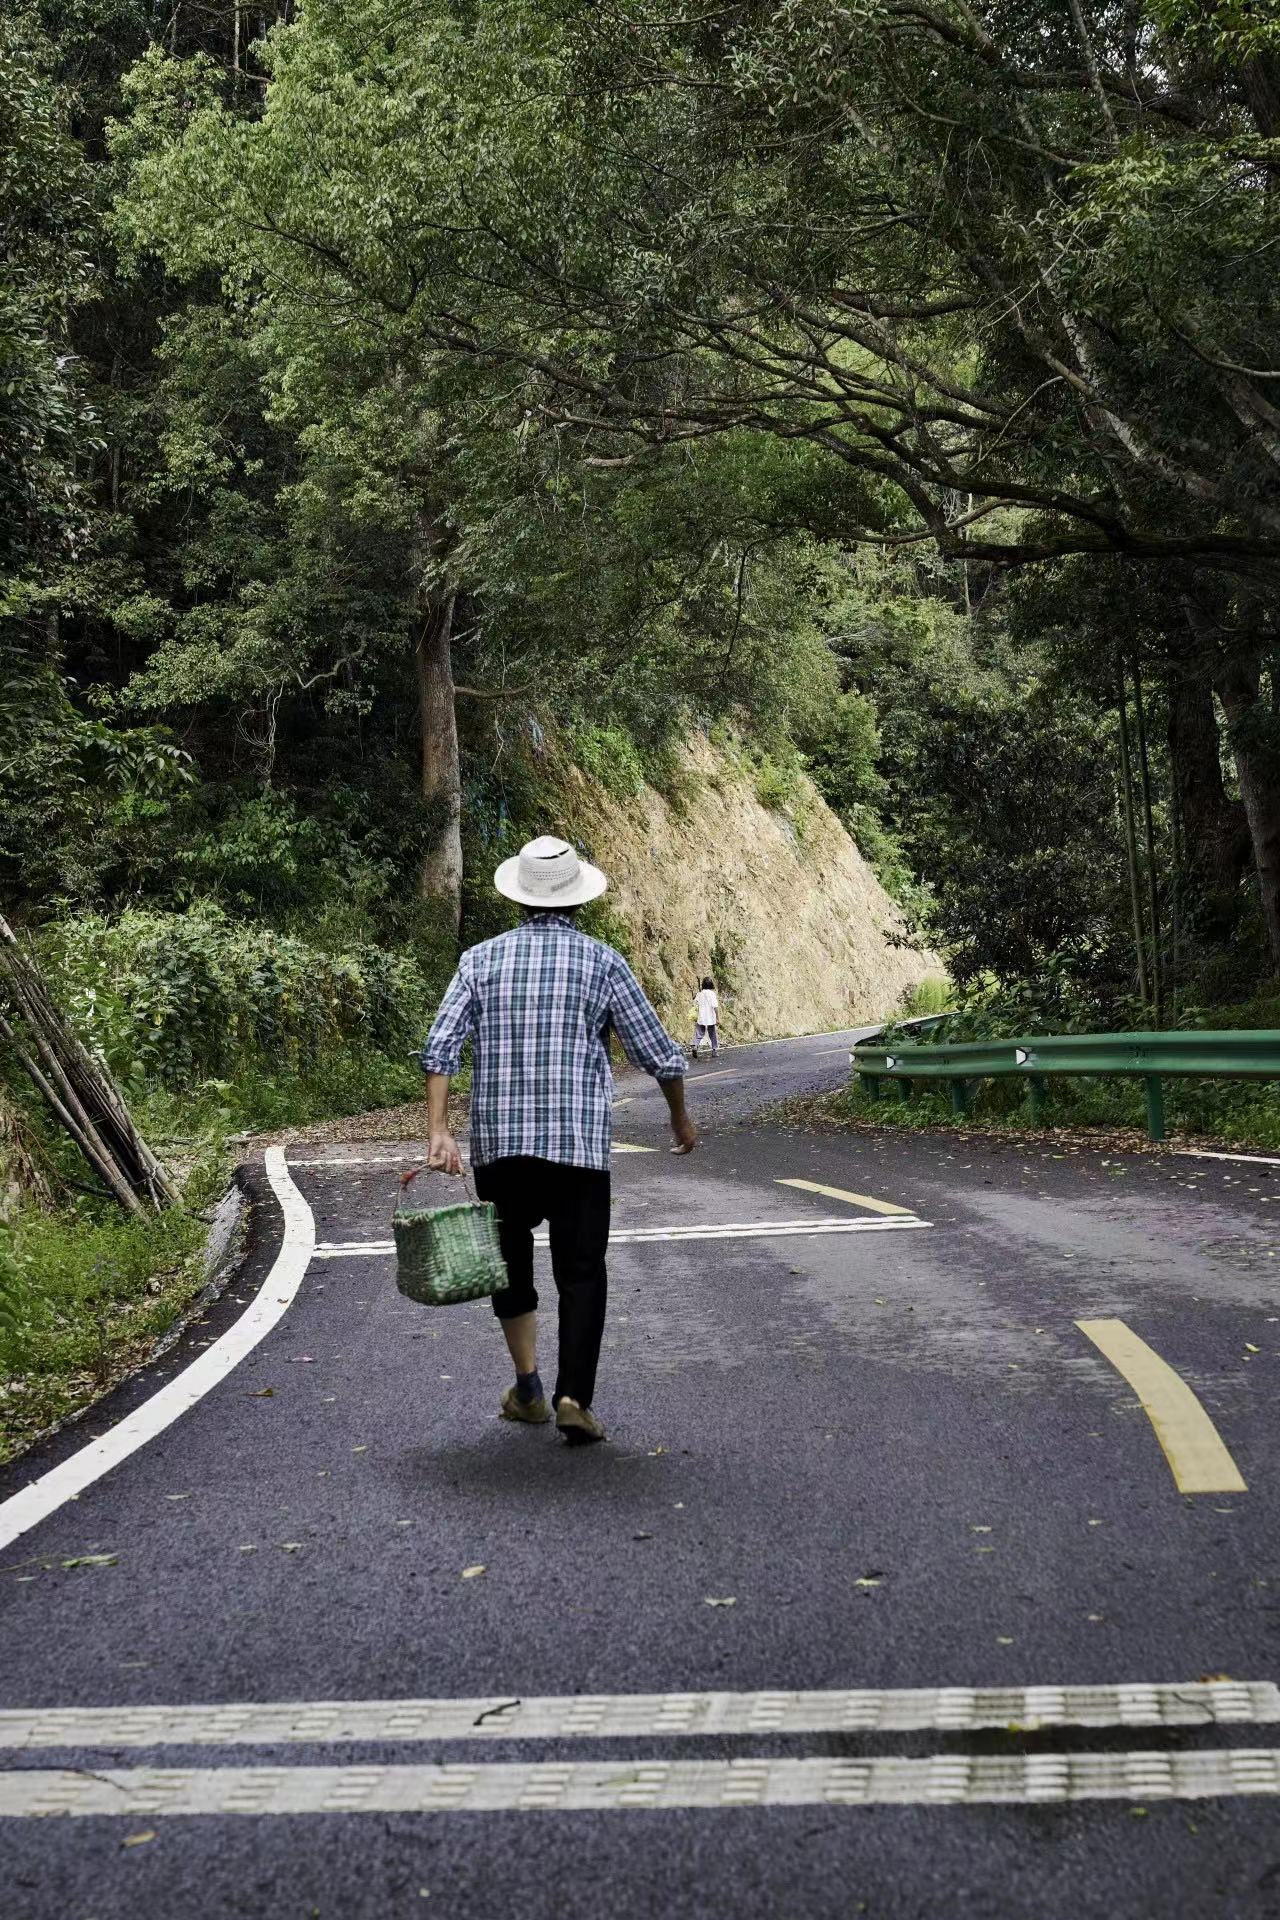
left=494, top=835, right=608, bottom=908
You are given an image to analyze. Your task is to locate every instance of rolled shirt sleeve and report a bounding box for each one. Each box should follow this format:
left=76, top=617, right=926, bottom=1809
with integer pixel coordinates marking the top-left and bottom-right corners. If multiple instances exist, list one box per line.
left=420, top=958, right=477, bottom=1076
left=607, top=954, right=687, bottom=1081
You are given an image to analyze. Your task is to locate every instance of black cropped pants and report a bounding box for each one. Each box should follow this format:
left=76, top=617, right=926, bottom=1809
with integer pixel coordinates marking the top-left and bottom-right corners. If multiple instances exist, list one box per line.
left=473, top=1156, right=611, bottom=1410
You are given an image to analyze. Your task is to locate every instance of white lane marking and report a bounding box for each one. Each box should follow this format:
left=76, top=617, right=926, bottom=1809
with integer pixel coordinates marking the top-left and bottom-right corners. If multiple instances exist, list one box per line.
left=289, top=1141, right=655, bottom=1167
left=5, top=1750, right=1278, bottom=1817
left=314, top=1217, right=934, bottom=1258
left=1176, top=1150, right=1280, bottom=1168
left=2, top=1682, right=1271, bottom=1751
left=0, top=1149, right=315, bottom=1553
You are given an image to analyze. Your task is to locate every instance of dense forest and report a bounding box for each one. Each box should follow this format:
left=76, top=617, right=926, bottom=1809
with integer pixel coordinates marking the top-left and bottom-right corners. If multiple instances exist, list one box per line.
left=5, top=2, right=1280, bottom=1436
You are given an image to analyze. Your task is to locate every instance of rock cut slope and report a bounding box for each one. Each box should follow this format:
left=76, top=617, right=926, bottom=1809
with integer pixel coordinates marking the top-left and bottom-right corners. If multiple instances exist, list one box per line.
left=563, top=735, right=940, bottom=1042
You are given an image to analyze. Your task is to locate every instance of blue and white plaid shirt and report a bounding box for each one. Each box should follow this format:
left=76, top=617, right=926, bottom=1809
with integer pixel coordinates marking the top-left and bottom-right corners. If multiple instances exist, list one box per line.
left=421, top=914, right=686, bottom=1170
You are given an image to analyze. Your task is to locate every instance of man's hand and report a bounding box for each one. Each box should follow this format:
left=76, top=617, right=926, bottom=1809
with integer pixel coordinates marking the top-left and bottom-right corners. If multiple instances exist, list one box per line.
left=428, top=1129, right=463, bottom=1176
left=659, top=1075, right=697, bottom=1156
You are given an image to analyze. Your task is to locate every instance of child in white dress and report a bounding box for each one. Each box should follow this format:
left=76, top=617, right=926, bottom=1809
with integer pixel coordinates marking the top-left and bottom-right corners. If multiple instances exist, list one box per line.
left=691, top=977, right=719, bottom=1058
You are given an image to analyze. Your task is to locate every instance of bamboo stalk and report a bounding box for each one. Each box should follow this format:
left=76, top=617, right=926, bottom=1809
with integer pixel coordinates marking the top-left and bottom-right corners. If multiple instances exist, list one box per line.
left=0, top=1012, right=140, bottom=1212
left=0, top=916, right=173, bottom=1210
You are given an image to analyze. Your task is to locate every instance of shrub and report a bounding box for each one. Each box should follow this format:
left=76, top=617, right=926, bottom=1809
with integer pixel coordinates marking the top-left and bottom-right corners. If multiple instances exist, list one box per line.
left=45, top=904, right=432, bottom=1087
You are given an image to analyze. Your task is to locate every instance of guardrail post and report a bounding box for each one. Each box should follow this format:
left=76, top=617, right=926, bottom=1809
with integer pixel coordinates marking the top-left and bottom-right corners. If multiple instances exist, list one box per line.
left=1144, top=1075, right=1165, bottom=1142
left=1028, top=1076, right=1046, bottom=1126
left=858, top=1073, right=881, bottom=1102
left=950, top=1080, right=968, bottom=1117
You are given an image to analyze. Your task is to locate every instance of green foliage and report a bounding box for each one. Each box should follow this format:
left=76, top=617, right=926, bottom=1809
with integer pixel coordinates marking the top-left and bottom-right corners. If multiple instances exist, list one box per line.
left=570, top=725, right=645, bottom=799
left=0, top=1180, right=211, bottom=1462
left=46, top=905, right=433, bottom=1086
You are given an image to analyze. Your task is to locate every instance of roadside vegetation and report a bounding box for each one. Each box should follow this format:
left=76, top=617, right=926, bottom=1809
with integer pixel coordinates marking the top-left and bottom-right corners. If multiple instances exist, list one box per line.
left=6, top=2, right=1280, bottom=1449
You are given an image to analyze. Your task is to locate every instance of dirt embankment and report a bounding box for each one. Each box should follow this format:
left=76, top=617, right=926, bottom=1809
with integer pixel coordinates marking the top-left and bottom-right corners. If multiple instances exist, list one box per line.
left=562, top=735, right=941, bottom=1043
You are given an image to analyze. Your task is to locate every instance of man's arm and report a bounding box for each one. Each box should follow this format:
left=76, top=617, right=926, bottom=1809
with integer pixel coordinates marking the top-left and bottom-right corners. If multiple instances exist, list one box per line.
left=425, top=1071, right=462, bottom=1175
left=419, top=961, right=475, bottom=1175
left=608, top=955, right=697, bottom=1155
left=661, top=1073, right=697, bottom=1156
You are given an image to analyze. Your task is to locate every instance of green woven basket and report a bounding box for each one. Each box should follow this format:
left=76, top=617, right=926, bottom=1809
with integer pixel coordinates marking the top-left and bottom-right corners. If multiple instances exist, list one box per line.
left=393, top=1171, right=507, bottom=1307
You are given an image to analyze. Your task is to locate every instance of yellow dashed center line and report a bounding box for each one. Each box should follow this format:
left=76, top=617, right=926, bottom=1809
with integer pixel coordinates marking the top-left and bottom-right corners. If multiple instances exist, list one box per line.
left=1076, top=1318, right=1248, bottom=1495
left=775, top=1177, right=916, bottom=1218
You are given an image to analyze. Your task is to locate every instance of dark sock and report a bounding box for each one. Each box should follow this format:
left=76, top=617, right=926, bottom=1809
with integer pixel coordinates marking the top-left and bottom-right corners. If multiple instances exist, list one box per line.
left=515, top=1369, right=544, bottom=1405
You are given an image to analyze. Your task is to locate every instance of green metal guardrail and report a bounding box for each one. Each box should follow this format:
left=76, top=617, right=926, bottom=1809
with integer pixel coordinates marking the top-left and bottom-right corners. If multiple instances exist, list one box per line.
left=850, top=1029, right=1280, bottom=1141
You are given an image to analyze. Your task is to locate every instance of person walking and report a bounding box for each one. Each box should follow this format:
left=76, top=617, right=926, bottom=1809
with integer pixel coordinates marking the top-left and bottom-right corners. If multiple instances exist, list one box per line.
left=420, top=835, right=696, bottom=1446
left=691, top=976, right=719, bottom=1059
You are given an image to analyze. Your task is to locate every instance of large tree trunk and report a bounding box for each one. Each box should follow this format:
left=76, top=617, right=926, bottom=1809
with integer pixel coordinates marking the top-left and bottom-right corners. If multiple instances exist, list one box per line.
left=1214, top=650, right=1280, bottom=969
left=415, top=581, right=462, bottom=937
left=1166, top=665, right=1251, bottom=896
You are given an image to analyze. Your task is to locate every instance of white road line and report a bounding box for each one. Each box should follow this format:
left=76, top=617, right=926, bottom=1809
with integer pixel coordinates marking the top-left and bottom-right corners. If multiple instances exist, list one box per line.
left=0, top=1149, right=315, bottom=1554
left=4, top=1750, right=1278, bottom=1817
left=2, top=1682, right=1271, bottom=1751
left=288, top=1141, right=654, bottom=1168
left=1175, top=1150, right=1280, bottom=1168
left=313, top=1217, right=934, bottom=1258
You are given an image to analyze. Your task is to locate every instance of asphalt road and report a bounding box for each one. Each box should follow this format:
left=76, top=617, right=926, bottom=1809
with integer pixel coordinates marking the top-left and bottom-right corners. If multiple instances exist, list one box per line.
left=3, top=1028, right=1280, bottom=1918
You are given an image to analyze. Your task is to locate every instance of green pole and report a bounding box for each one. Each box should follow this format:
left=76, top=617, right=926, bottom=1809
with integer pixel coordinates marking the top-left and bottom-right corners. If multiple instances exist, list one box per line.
left=950, top=1080, right=969, bottom=1117
left=1144, top=1074, right=1165, bottom=1142
left=1028, top=1076, right=1047, bottom=1126
left=859, top=1073, right=881, bottom=1102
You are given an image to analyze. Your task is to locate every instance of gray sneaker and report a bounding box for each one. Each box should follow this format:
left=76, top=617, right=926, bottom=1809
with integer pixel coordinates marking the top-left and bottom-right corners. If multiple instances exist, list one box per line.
left=500, top=1385, right=551, bottom=1425
left=556, top=1399, right=606, bottom=1446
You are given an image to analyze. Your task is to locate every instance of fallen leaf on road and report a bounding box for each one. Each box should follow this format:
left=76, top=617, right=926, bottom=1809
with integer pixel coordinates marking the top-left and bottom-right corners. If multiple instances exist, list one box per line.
left=238, top=1545, right=257, bottom=1553
left=673, top=1502, right=684, bottom=1510
left=1088, top=1519, right=1103, bottom=1527
left=280, top=1542, right=303, bottom=1554
left=704, top=1596, right=737, bottom=1607
left=290, top=1355, right=315, bottom=1364
left=996, top=1636, right=1015, bottom=1645
left=247, top=1387, right=274, bottom=1398
left=969, top=1525, right=992, bottom=1534
left=1246, top=1343, right=1260, bottom=1353
left=61, top=1554, right=116, bottom=1569
left=633, top=1532, right=653, bottom=1541
left=164, top=1493, right=191, bottom=1502
left=352, top=1445, right=368, bottom=1454
left=121, top=1831, right=156, bottom=1848
left=648, top=1446, right=668, bottom=1456
left=854, top=1575, right=883, bottom=1588
left=462, top=1564, right=486, bottom=1579
left=1199, top=1671, right=1232, bottom=1682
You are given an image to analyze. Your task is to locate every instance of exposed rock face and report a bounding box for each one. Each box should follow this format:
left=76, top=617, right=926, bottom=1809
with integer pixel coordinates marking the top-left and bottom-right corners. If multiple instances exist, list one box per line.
left=564, top=736, right=941, bottom=1042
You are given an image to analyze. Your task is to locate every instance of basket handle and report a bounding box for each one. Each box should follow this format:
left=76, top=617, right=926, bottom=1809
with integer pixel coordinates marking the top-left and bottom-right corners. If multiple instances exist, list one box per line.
left=396, top=1159, right=474, bottom=1216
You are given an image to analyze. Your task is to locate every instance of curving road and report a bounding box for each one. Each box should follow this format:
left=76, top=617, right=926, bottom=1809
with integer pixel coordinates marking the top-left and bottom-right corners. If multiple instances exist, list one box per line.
left=2, top=1029, right=1279, bottom=1917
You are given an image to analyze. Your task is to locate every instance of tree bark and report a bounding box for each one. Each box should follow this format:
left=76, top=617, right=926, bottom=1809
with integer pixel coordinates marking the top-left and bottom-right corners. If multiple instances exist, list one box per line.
left=1165, top=666, right=1250, bottom=894
left=1214, top=651, right=1280, bottom=969
left=1116, top=666, right=1152, bottom=1009
left=1131, top=663, right=1164, bottom=1025
left=415, top=582, right=463, bottom=936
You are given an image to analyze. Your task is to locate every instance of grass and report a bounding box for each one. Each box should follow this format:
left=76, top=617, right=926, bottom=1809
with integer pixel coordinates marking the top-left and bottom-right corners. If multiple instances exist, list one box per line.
left=798, top=1064, right=1280, bottom=1153
left=0, top=1154, right=224, bottom=1465
left=0, top=1039, right=429, bottom=1466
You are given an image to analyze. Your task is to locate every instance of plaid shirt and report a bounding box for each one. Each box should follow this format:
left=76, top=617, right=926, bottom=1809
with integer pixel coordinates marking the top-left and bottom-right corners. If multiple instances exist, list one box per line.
left=421, top=914, right=686, bottom=1170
